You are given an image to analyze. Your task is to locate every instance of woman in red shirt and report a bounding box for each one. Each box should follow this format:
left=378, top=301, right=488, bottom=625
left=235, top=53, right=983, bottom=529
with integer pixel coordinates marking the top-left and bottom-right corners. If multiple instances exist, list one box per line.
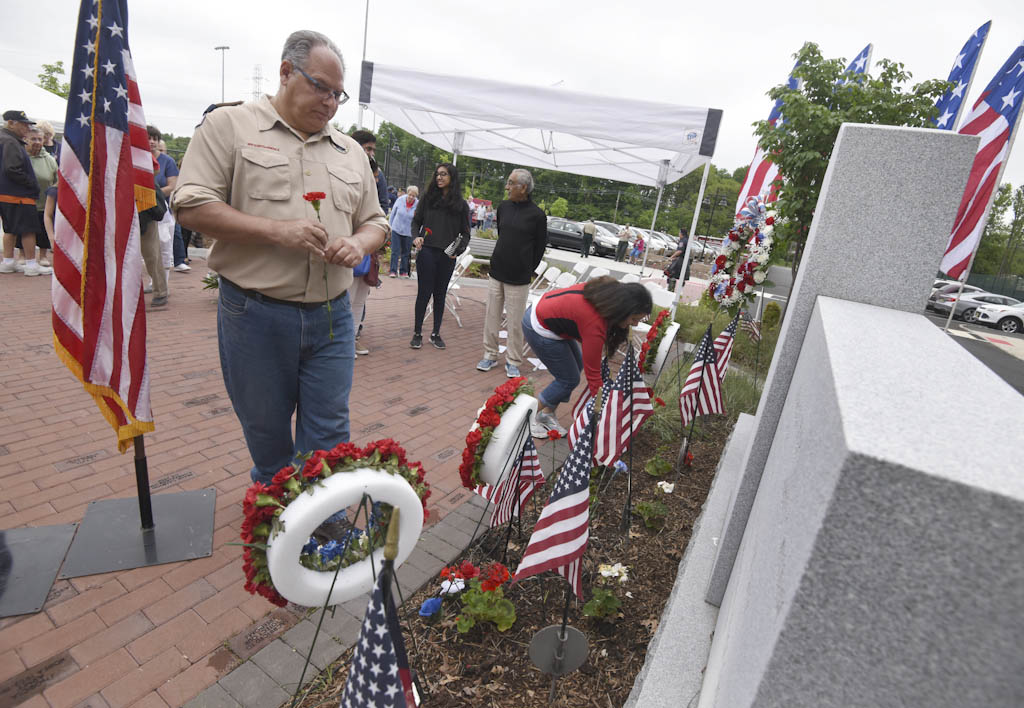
left=522, top=277, right=652, bottom=437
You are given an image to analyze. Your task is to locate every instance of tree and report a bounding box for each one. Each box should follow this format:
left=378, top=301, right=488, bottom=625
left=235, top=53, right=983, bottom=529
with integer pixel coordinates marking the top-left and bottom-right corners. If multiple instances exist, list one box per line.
left=754, top=43, right=949, bottom=269
left=548, top=197, right=568, bottom=218
left=971, top=183, right=1012, bottom=274
left=37, top=61, right=70, bottom=99
left=998, top=185, right=1024, bottom=278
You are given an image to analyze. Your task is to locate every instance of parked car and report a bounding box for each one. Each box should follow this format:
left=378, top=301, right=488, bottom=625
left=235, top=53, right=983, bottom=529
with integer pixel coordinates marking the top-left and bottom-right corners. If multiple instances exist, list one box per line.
left=925, top=283, right=984, bottom=311
left=974, top=301, right=1024, bottom=333
left=931, top=278, right=960, bottom=294
left=545, top=218, right=617, bottom=257
left=591, top=225, right=619, bottom=257
left=931, top=291, right=1021, bottom=321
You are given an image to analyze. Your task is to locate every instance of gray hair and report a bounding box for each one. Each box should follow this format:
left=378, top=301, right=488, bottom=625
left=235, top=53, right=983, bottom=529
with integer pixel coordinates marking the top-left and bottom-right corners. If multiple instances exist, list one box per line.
left=406, top=185, right=419, bottom=196
left=509, top=168, right=534, bottom=195
left=281, top=30, right=345, bottom=75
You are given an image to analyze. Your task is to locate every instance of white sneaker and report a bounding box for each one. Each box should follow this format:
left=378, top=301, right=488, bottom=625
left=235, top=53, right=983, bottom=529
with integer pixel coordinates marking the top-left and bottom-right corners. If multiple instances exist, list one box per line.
left=23, top=263, right=53, bottom=277
left=355, top=343, right=370, bottom=355
left=536, top=411, right=567, bottom=437
left=174, top=263, right=192, bottom=272
left=0, top=262, right=16, bottom=273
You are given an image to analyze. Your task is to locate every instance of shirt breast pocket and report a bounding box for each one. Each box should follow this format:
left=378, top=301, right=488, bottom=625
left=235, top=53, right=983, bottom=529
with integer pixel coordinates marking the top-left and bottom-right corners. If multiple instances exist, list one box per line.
left=240, top=148, right=292, bottom=201
left=326, top=164, right=361, bottom=213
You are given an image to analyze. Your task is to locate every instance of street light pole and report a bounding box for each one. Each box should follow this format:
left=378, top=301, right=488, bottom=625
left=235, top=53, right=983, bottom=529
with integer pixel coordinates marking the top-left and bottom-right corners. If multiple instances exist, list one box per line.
left=214, top=46, right=230, bottom=103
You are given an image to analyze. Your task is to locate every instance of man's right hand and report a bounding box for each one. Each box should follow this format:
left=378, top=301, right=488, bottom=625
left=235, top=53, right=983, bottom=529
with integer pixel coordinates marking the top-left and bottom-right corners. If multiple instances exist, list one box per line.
left=277, top=219, right=329, bottom=258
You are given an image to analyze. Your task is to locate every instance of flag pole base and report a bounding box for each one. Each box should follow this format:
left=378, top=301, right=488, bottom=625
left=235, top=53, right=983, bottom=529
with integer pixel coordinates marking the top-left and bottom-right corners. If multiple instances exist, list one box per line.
left=0, top=524, right=77, bottom=618
left=529, top=624, right=588, bottom=704
left=59, top=489, right=215, bottom=579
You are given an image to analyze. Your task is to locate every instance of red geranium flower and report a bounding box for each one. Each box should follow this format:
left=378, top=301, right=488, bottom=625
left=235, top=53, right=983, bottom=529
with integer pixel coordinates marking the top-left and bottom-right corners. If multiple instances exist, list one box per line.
left=480, top=562, right=510, bottom=592
left=458, top=560, right=479, bottom=580
left=685, top=450, right=694, bottom=466
left=655, top=397, right=666, bottom=407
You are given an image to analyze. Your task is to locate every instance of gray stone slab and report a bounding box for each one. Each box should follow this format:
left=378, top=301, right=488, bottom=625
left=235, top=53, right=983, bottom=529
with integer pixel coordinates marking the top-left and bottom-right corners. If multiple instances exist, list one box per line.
left=709, top=124, right=980, bottom=599
left=218, top=662, right=289, bottom=708
left=623, top=415, right=750, bottom=708
left=250, top=639, right=311, bottom=692
left=183, top=683, right=241, bottom=708
left=316, top=606, right=362, bottom=647
left=394, top=560, right=432, bottom=604
left=704, top=414, right=755, bottom=605
left=341, top=591, right=371, bottom=620
left=415, top=530, right=462, bottom=565
left=280, top=619, right=345, bottom=670
left=430, top=520, right=474, bottom=550
left=700, top=299, right=1024, bottom=708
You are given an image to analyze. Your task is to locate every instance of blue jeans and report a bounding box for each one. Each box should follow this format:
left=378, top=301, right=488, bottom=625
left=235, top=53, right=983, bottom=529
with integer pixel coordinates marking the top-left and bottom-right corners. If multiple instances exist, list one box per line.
left=390, top=232, right=412, bottom=275
left=172, top=222, right=186, bottom=266
left=521, top=306, right=583, bottom=411
left=217, top=278, right=355, bottom=485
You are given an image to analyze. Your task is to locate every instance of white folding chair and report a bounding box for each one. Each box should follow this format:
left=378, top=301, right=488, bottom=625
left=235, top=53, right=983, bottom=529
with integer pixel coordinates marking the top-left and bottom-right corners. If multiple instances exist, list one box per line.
left=529, top=260, right=549, bottom=289
left=586, top=266, right=610, bottom=280
left=644, top=281, right=675, bottom=310
left=551, top=271, right=578, bottom=289
left=621, top=273, right=641, bottom=284
left=569, top=261, right=589, bottom=283
left=426, top=252, right=474, bottom=327
left=531, top=266, right=561, bottom=295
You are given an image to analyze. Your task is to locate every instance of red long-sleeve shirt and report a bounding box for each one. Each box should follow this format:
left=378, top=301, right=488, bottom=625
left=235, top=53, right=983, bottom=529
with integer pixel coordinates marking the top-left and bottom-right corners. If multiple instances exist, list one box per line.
left=532, top=284, right=608, bottom=394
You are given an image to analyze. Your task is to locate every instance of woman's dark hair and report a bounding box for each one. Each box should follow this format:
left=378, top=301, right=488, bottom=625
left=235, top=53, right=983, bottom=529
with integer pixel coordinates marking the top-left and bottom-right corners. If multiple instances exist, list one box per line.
left=421, top=162, right=463, bottom=211
left=582, top=277, right=653, bottom=355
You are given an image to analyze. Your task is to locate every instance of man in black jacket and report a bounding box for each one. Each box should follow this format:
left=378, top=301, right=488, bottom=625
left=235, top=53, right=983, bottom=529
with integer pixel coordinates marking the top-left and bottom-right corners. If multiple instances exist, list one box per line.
left=0, top=110, right=48, bottom=276
left=477, top=168, right=547, bottom=378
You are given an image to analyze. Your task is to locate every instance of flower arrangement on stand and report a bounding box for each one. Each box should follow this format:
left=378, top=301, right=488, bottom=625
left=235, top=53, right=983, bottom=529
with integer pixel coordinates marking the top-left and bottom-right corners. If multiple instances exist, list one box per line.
left=240, top=439, right=431, bottom=607
left=459, top=377, right=535, bottom=489
left=637, top=309, right=672, bottom=374
left=418, top=560, right=516, bottom=633
left=707, top=195, right=775, bottom=308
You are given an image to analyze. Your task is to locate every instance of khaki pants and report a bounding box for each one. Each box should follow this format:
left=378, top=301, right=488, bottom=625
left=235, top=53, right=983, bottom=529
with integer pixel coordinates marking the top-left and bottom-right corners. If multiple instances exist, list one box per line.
left=140, top=221, right=168, bottom=299
left=483, top=276, right=530, bottom=367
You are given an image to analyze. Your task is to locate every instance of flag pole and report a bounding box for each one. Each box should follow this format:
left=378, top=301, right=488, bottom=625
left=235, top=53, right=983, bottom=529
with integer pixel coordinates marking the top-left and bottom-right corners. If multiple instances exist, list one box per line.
left=671, top=162, right=711, bottom=321
left=677, top=325, right=713, bottom=478
left=132, top=435, right=154, bottom=529
left=621, top=343, right=635, bottom=534
left=501, top=413, right=532, bottom=565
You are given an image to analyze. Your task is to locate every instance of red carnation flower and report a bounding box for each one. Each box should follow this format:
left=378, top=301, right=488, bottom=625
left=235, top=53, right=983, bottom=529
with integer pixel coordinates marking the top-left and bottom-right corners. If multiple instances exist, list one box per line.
left=547, top=429, right=562, bottom=440
left=302, top=191, right=327, bottom=202
left=655, top=397, right=666, bottom=407
left=685, top=450, right=694, bottom=466
left=715, top=255, right=727, bottom=267
left=765, top=216, right=774, bottom=225
left=477, top=409, right=501, bottom=429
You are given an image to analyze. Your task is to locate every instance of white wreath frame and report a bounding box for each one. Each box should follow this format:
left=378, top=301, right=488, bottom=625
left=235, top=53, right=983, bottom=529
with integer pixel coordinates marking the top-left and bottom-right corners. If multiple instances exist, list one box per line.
left=633, top=322, right=680, bottom=380
left=471, top=393, right=538, bottom=486
left=265, top=467, right=423, bottom=607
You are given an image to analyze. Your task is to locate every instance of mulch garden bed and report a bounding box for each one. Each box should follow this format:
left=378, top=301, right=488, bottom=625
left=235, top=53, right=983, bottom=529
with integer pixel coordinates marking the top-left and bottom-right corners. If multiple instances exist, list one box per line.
left=295, top=416, right=732, bottom=707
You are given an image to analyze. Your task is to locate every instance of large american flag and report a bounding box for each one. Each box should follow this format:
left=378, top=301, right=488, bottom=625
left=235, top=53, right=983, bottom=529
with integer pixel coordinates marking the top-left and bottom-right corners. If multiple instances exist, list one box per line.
left=679, top=326, right=725, bottom=428
left=514, top=400, right=595, bottom=599
left=713, top=313, right=740, bottom=382
left=340, top=568, right=416, bottom=707
left=594, top=348, right=654, bottom=466
left=567, top=358, right=610, bottom=448
left=52, top=0, right=155, bottom=452
left=933, top=22, right=991, bottom=130
left=474, top=437, right=545, bottom=528
left=941, top=43, right=1024, bottom=280
left=736, top=44, right=872, bottom=215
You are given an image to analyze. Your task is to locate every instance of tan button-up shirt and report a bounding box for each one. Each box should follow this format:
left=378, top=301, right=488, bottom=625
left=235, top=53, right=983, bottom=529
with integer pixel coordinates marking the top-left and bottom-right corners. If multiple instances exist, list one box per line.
left=171, top=96, right=389, bottom=301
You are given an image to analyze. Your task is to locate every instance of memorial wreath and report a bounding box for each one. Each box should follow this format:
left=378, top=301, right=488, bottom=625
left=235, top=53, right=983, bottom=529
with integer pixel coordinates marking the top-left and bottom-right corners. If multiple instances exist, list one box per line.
left=707, top=195, right=775, bottom=308
left=638, top=309, right=672, bottom=374
left=459, top=377, right=535, bottom=489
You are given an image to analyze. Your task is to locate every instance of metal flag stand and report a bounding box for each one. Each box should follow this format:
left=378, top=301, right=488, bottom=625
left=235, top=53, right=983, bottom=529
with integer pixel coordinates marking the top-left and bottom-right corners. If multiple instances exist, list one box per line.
left=59, top=433, right=215, bottom=579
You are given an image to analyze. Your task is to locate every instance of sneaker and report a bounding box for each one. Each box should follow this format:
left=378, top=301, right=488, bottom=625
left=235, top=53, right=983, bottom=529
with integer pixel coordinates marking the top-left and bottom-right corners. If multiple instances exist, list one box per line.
left=174, top=263, right=192, bottom=272
left=15, top=261, right=25, bottom=273
left=530, top=420, right=550, bottom=439
left=402, top=273, right=411, bottom=279
left=430, top=333, right=446, bottom=350
left=477, top=359, right=498, bottom=372
left=505, top=363, right=521, bottom=378
left=410, top=333, right=422, bottom=349
left=355, top=343, right=370, bottom=355
left=388, top=271, right=397, bottom=278
left=150, top=295, right=168, bottom=308
left=39, top=258, right=51, bottom=267
left=23, top=263, right=53, bottom=276
left=536, top=411, right=567, bottom=437
left=0, top=262, right=16, bottom=273
left=143, top=283, right=153, bottom=294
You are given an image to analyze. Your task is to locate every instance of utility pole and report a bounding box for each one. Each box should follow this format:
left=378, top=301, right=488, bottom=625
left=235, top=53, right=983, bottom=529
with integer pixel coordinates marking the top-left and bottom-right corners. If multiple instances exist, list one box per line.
left=250, top=64, right=264, bottom=103
left=613, top=190, right=621, bottom=222
left=214, top=46, right=230, bottom=102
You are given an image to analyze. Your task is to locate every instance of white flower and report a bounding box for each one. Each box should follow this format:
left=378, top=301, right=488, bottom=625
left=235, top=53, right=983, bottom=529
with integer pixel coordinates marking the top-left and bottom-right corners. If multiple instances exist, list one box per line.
left=761, top=224, right=773, bottom=237
left=439, top=578, right=465, bottom=595
left=753, top=271, right=766, bottom=284
left=598, top=562, right=629, bottom=583
left=657, top=481, right=675, bottom=494
left=625, top=591, right=634, bottom=599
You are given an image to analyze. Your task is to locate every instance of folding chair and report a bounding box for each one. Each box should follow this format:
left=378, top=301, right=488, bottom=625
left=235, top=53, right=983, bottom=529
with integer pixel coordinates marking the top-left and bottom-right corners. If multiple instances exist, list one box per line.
left=530, top=266, right=561, bottom=295
left=586, top=266, right=610, bottom=280
left=621, top=273, right=641, bottom=284
left=644, top=282, right=675, bottom=310
left=569, top=261, right=589, bottom=283
left=529, top=260, right=549, bottom=289
left=426, top=252, right=474, bottom=327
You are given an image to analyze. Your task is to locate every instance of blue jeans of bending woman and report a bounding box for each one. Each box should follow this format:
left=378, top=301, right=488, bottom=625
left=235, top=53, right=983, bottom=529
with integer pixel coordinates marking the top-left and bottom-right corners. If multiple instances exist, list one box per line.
left=521, top=306, right=583, bottom=412
left=389, top=232, right=412, bottom=275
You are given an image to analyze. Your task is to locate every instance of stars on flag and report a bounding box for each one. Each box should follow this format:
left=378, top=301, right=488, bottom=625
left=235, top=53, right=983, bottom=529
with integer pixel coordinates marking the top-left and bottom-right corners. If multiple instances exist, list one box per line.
left=932, top=21, right=991, bottom=131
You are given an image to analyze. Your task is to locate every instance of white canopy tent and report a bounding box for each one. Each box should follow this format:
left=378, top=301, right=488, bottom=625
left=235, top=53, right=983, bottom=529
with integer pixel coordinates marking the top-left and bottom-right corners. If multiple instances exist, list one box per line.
left=0, top=67, right=67, bottom=133
left=358, top=60, right=721, bottom=281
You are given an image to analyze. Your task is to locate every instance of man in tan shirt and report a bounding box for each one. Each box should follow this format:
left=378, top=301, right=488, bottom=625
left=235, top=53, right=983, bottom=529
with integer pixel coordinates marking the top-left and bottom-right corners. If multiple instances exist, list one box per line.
left=173, top=29, right=389, bottom=490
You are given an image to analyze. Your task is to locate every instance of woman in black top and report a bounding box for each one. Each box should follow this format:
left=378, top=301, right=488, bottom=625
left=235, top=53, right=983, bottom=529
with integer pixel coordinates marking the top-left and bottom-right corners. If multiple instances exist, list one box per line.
left=409, top=162, right=470, bottom=350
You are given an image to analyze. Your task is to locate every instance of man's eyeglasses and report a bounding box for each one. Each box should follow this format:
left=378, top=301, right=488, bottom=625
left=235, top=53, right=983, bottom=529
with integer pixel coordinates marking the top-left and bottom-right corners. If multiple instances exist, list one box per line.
left=294, top=66, right=349, bottom=105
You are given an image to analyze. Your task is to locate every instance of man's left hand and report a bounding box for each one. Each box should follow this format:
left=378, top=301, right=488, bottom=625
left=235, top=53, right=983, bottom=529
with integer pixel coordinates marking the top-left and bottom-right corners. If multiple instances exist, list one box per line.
left=324, top=237, right=365, bottom=267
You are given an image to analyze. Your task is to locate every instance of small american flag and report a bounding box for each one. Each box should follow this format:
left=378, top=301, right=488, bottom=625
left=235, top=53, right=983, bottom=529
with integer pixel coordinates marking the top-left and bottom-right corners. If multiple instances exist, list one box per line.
left=713, top=313, right=740, bottom=382
left=740, top=313, right=762, bottom=342
left=567, top=358, right=610, bottom=448
left=474, top=437, right=545, bottom=528
left=514, top=399, right=595, bottom=599
left=839, top=44, right=873, bottom=83
left=933, top=22, right=991, bottom=130
left=594, top=348, right=654, bottom=466
left=52, top=0, right=155, bottom=452
left=339, top=568, right=416, bottom=707
left=679, top=326, right=724, bottom=428
left=941, top=42, right=1024, bottom=280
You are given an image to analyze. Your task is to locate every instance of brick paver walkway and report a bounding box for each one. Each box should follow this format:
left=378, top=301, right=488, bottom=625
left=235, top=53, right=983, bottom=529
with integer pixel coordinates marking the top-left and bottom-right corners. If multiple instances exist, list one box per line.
left=0, top=264, right=562, bottom=707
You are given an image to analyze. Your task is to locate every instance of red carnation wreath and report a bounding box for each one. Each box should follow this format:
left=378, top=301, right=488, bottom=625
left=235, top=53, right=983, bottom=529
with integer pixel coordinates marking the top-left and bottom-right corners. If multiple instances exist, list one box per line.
left=638, top=309, right=672, bottom=374
left=459, top=377, right=534, bottom=489
left=241, top=439, right=431, bottom=607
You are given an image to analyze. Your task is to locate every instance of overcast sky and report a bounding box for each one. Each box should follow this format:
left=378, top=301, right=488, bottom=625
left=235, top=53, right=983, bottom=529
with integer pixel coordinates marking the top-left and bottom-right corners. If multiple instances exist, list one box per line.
left=2, top=0, right=1022, bottom=190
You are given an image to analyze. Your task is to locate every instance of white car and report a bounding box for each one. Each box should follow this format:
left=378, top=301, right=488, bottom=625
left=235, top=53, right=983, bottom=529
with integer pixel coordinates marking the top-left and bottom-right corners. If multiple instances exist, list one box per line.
left=974, top=301, right=1024, bottom=334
